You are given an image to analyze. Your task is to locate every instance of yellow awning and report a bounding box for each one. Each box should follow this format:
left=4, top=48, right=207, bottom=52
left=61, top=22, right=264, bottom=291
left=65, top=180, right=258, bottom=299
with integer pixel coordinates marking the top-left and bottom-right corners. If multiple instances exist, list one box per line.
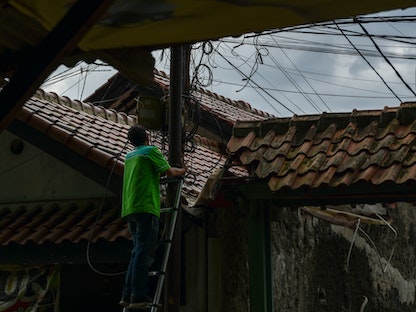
left=9, top=0, right=416, bottom=50
left=1, top=0, right=415, bottom=130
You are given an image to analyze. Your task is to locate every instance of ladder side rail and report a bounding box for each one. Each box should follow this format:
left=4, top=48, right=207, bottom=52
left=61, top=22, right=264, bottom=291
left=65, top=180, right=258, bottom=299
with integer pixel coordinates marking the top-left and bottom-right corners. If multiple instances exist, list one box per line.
left=151, top=177, right=184, bottom=311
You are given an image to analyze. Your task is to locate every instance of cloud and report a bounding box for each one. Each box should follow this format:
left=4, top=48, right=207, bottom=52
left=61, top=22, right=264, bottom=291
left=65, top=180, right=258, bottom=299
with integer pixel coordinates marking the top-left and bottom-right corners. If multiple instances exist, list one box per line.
left=42, top=64, right=117, bottom=101
left=43, top=6, right=416, bottom=118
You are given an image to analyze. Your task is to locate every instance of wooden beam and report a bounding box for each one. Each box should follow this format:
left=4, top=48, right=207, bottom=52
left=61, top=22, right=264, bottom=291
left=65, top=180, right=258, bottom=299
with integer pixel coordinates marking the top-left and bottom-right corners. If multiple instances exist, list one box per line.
left=224, top=182, right=416, bottom=206
left=0, top=0, right=114, bottom=131
left=0, top=241, right=131, bottom=265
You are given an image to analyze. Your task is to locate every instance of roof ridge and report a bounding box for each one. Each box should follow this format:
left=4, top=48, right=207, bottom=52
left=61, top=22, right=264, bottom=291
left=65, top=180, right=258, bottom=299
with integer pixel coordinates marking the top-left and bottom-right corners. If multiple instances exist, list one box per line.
left=231, top=103, right=416, bottom=136
left=153, top=69, right=274, bottom=119
left=195, top=86, right=274, bottom=118
left=33, top=89, right=138, bottom=126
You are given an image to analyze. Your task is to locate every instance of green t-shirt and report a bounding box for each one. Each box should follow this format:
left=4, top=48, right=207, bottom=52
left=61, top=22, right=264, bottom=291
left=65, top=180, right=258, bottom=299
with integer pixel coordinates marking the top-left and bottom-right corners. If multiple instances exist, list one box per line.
left=121, top=145, right=170, bottom=218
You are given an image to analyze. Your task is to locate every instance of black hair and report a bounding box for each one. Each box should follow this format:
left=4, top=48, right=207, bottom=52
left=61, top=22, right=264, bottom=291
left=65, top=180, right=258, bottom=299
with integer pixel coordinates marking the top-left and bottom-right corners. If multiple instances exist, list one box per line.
left=128, top=125, right=147, bottom=147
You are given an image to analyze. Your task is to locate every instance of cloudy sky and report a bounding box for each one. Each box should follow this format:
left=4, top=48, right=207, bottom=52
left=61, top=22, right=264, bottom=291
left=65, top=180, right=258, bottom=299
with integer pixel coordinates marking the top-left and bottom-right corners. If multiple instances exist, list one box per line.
left=42, top=6, right=416, bottom=117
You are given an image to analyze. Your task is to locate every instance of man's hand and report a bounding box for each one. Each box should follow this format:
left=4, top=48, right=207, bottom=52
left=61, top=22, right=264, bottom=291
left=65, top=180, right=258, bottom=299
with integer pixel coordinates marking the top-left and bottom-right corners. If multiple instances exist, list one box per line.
left=165, top=166, right=187, bottom=177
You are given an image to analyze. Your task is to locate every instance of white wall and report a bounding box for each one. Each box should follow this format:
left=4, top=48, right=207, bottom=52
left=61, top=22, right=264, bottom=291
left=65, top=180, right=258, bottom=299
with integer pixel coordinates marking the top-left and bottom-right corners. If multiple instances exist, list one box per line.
left=0, top=131, right=111, bottom=203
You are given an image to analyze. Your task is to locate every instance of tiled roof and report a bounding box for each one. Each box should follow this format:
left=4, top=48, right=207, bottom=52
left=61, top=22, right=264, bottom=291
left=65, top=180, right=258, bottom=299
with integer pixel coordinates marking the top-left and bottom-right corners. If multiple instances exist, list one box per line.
left=19, top=89, right=134, bottom=176
left=154, top=70, right=275, bottom=124
left=19, top=89, right=228, bottom=202
left=226, top=104, right=416, bottom=201
left=1, top=89, right=234, bottom=246
left=0, top=200, right=127, bottom=246
left=84, top=70, right=275, bottom=126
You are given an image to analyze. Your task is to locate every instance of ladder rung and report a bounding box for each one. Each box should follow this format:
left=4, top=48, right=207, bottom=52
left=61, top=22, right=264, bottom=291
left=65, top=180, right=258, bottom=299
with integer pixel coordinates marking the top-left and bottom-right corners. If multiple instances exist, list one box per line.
left=160, top=207, right=178, bottom=213
left=149, top=271, right=165, bottom=277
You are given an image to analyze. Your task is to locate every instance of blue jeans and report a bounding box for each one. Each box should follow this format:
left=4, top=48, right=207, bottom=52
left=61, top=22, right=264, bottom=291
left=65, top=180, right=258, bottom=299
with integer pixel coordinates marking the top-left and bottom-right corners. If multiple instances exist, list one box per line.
left=122, top=213, right=159, bottom=302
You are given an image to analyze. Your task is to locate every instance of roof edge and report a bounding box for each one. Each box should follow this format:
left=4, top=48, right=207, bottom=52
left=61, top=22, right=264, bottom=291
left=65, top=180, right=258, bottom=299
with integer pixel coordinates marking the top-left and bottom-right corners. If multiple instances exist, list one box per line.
left=231, top=102, right=416, bottom=137
left=154, top=69, right=275, bottom=119
left=33, top=89, right=138, bottom=126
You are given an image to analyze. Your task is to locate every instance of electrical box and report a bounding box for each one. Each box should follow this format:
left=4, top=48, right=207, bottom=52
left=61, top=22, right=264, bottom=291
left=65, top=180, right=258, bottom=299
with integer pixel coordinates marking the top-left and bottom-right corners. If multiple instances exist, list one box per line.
left=136, top=96, right=167, bottom=130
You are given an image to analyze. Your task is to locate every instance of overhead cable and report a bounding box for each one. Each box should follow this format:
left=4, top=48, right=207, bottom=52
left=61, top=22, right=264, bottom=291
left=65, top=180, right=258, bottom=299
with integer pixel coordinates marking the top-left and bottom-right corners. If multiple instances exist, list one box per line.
left=220, top=39, right=305, bottom=114
left=211, top=79, right=408, bottom=99
left=270, top=34, right=332, bottom=113
left=334, top=21, right=402, bottom=102
left=215, top=47, right=291, bottom=115
left=219, top=37, right=416, bottom=60
left=255, top=15, right=416, bottom=37
left=357, top=20, right=416, bottom=98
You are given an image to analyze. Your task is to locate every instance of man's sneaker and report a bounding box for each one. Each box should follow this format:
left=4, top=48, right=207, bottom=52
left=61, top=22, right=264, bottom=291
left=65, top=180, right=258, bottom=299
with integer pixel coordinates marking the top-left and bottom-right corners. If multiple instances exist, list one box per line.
left=128, top=301, right=152, bottom=310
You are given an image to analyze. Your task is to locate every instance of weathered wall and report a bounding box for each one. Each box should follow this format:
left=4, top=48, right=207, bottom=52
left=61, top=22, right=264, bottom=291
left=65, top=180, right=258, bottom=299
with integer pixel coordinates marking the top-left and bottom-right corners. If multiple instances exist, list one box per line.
left=209, top=200, right=250, bottom=312
left=271, top=203, right=416, bottom=312
left=211, top=201, right=416, bottom=312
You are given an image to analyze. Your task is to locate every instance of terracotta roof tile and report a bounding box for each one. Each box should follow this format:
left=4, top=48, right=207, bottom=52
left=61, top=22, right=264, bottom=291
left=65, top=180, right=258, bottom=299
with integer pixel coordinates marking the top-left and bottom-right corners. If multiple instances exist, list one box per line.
left=28, top=201, right=125, bottom=246
left=227, top=103, right=416, bottom=194
left=2, top=85, right=237, bottom=246
left=16, top=94, right=133, bottom=176
left=86, top=71, right=274, bottom=126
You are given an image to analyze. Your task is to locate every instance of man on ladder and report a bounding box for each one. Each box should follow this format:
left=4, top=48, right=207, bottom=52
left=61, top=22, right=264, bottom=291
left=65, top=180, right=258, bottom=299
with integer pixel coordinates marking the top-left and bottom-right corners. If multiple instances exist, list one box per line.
left=119, top=125, right=186, bottom=310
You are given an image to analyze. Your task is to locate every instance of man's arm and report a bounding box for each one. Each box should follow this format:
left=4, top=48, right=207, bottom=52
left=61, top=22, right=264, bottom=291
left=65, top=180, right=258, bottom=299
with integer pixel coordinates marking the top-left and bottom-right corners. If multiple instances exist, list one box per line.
left=164, top=166, right=187, bottom=177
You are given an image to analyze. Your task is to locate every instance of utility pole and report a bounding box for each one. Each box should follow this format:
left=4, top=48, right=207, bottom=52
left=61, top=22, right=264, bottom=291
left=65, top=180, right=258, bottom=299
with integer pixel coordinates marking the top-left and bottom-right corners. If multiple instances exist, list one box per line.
left=165, top=45, right=184, bottom=312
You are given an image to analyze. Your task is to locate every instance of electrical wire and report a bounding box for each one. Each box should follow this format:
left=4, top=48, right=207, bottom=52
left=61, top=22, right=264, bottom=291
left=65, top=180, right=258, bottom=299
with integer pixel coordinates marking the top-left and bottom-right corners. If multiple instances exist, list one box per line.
left=182, top=94, right=201, bottom=142
left=86, top=138, right=130, bottom=276
left=208, top=39, right=413, bottom=97
left=334, top=21, right=402, bottom=102
left=0, top=152, right=43, bottom=176
left=85, top=130, right=180, bottom=278
left=269, top=34, right=332, bottom=113
left=255, top=15, right=416, bottom=37
left=78, top=65, right=88, bottom=100
left=357, top=20, right=416, bottom=98
left=213, top=31, right=411, bottom=114
left=209, top=74, right=409, bottom=99
left=319, top=24, right=416, bottom=46
left=151, top=16, right=416, bottom=116
left=84, top=71, right=138, bottom=276
left=265, top=43, right=317, bottom=114
left=220, top=35, right=416, bottom=60
left=246, top=50, right=306, bottom=114
left=234, top=37, right=264, bottom=92
left=185, top=47, right=223, bottom=176
left=345, top=218, right=361, bottom=270
left=358, top=227, right=384, bottom=270
left=215, top=47, right=292, bottom=115
left=42, top=63, right=110, bottom=87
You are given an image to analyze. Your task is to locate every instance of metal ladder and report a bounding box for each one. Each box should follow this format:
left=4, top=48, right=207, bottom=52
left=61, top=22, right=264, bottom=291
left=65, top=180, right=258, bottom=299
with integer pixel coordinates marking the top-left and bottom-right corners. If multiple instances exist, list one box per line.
left=123, top=177, right=183, bottom=311
left=150, top=176, right=183, bottom=311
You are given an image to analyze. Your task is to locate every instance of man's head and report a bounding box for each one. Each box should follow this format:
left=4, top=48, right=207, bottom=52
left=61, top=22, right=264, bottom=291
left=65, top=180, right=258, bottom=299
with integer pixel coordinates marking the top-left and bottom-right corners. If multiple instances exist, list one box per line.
left=128, top=125, right=148, bottom=147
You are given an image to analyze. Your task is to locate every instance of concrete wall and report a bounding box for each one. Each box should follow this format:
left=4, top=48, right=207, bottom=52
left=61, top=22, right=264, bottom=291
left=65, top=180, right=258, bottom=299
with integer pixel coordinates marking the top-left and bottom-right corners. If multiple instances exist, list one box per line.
left=203, top=200, right=416, bottom=311
left=0, top=131, right=110, bottom=203
left=270, top=203, right=416, bottom=311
